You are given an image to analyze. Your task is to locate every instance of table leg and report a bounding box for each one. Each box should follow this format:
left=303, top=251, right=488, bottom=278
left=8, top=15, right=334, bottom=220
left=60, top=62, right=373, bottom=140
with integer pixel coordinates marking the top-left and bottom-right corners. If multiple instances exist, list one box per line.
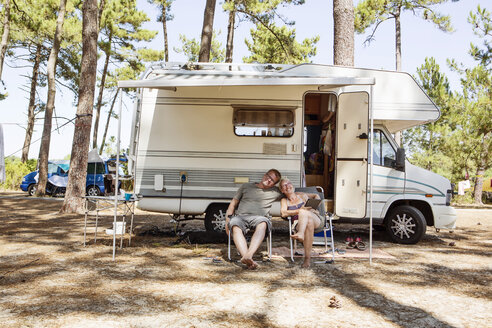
left=120, top=214, right=125, bottom=249
left=84, top=199, right=88, bottom=247
left=94, top=209, right=99, bottom=244
left=129, top=202, right=134, bottom=246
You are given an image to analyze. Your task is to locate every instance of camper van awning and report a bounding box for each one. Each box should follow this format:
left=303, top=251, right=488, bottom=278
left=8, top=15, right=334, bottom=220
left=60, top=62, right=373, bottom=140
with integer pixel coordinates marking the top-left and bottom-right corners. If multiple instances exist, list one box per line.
left=118, top=74, right=375, bottom=88
left=118, top=63, right=440, bottom=132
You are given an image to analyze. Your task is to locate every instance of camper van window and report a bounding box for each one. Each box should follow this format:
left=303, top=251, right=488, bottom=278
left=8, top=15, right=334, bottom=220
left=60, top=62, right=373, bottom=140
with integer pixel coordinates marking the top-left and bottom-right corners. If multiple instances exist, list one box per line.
left=369, top=130, right=396, bottom=167
left=233, top=109, right=294, bottom=137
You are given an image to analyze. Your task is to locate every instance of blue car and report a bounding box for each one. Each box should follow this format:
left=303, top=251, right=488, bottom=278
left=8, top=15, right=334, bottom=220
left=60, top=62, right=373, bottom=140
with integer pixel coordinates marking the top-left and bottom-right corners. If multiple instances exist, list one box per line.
left=20, top=159, right=125, bottom=196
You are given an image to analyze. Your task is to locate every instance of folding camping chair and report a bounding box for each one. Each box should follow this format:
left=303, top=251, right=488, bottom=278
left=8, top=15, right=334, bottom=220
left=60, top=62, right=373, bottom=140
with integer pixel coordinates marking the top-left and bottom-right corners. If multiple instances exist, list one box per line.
left=285, top=186, right=336, bottom=263
left=227, top=215, right=272, bottom=261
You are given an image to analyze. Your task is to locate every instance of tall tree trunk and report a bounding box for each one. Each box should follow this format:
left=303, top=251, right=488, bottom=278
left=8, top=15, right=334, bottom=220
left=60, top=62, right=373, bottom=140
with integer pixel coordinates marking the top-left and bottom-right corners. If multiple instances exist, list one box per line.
left=198, top=0, right=216, bottom=62
left=36, top=0, right=67, bottom=197
left=92, top=36, right=112, bottom=150
left=225, top=0, right=235, bottom=63
left=473, top=141, right=488, bottom=205
left=162, top=3, right=169, bottom=61
left=99, top=88, right=119, bottom=155
left=394, top=8, right=402, bottom=145
left=21, top=44, right=42, bottom=163
left=333, top=0, right=354, bottom=66
left=61, top=0, right=99, bottom=213
left=0, top=0, right=11, bottom=80
left=395, top=9, right=402, bottom=71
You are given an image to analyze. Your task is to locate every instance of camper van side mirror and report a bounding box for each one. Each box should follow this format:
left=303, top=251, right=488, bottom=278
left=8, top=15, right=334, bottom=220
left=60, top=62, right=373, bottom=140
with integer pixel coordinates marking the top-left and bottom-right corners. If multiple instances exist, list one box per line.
left=395, top=148, right=406, bottom=171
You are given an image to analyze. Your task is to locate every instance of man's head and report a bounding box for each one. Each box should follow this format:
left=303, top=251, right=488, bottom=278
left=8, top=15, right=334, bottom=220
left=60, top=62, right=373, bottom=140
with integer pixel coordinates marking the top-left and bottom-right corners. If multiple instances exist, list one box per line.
left=259, top=169, right=281, bottom=189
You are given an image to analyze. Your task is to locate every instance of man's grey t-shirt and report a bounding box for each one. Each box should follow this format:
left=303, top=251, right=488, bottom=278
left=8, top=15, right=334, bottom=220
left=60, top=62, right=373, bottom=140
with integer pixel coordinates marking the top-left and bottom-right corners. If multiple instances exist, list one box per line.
left=233, top=183, right=282, bottom=216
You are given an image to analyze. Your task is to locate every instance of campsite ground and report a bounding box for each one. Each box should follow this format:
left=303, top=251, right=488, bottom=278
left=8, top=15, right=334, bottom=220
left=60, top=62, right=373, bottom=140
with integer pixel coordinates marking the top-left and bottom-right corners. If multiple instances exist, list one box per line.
left=0, top=191, right=491, bottom=328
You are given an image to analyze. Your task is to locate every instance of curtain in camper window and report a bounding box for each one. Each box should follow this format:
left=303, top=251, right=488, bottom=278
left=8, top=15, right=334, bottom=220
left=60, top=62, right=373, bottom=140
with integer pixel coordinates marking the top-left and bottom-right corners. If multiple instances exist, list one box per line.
left=233, top=109, right=294, bottom=137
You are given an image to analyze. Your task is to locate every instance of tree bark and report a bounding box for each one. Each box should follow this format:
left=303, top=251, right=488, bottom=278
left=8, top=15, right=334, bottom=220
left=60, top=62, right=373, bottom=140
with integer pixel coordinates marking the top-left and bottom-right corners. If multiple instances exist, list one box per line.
left=162, top=3, right=169, bottom=61
left=99, top=88, right=119, bottom=155
left=22, top=44, right=42, bottom=163
left=92, top=35, right=112, bottom=150
left=395, top=9, right=402, bottom=71
left=393, top=8, right=402, bottom=145
left=225, top=0, right=235, bottom=63
left=333, top=0, right=354, bottom=66
left=473, top=138, right=488, bottom=204
left=61, top=0, right=99, bottom=213
left=198, top=0, right=216, bottom=63
left=36, top=0, right=67, bottom=197
left=0, top=0, right=11, bottom=80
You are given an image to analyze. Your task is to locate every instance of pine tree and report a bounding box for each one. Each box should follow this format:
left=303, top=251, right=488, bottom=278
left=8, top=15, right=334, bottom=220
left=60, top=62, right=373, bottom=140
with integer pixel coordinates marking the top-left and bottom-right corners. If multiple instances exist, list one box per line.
left=243, top=23, right=318, bottom=64
left=36, top=0, right=67, bottom=197
left=148, top=0, right=173, bottom=61
left=92, top=0, right=160, bottom=150
left=61, top=0, right=99, bottom=213
left=333, top=0, right=354, bottom=66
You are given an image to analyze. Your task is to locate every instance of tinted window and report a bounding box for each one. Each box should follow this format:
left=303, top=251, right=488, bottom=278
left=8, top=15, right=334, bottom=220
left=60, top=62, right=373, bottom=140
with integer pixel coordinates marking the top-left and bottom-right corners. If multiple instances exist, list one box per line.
left=87, top=162, right=106, bottom=174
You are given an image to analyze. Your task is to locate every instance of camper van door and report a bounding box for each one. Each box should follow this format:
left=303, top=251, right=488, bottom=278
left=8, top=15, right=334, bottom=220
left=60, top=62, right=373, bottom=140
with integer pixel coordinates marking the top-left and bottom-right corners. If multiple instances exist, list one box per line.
left=335, top=92, right=369, bottom=218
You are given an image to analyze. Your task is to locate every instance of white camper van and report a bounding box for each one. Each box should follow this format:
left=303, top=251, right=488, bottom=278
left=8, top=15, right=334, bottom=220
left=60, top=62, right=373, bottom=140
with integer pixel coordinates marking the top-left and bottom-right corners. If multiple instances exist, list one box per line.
left=120, top=62, right=456, bottom=244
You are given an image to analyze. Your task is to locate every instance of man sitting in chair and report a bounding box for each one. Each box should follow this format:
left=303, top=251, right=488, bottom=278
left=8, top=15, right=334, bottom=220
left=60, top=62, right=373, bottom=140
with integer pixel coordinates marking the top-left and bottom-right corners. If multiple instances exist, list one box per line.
left=225, top=169, right=282, bottom=269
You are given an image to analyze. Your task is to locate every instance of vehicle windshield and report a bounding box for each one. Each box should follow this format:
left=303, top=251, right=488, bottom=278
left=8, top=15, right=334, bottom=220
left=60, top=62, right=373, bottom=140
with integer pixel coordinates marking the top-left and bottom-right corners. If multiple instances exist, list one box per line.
left=48, top=161, right=70, bottom=174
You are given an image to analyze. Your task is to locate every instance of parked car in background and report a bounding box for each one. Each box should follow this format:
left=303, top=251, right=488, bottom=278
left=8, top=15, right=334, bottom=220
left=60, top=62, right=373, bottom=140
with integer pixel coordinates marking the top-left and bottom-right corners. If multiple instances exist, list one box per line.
left=20, top=159, right=125, bottom=196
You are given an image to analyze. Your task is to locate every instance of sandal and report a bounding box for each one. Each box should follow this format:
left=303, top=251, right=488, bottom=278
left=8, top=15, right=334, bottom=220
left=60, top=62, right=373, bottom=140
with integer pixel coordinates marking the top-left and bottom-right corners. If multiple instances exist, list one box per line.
left=347, top=241, right=357, bottom=249
left=355, top=241, right=366, bottom=251
left=345, top=236, right=354, bottom=244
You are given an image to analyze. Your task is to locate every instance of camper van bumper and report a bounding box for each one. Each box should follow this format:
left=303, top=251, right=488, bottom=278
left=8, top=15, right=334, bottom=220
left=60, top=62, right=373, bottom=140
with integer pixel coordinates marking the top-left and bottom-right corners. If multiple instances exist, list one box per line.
left=432, top=205, right=457, bottom=229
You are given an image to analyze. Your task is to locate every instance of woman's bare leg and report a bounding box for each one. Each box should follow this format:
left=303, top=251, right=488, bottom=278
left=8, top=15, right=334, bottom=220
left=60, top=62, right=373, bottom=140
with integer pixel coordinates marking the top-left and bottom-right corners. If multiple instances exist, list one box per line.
left=298, top=212, right=320, bottom=268
left=291, top=209, right=310, bottom=242
left=302, top=218, right=315, bottom=268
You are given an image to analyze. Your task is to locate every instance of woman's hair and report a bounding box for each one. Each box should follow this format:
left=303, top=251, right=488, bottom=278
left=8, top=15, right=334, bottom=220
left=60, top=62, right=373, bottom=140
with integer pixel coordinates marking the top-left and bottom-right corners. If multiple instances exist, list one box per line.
left=279, top=178, right=291, bottom=191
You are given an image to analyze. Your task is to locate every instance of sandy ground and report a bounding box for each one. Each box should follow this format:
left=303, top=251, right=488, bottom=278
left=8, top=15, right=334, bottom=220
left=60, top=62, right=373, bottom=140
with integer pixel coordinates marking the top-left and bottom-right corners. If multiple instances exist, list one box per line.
left=0, top=191, right=491, bottom=328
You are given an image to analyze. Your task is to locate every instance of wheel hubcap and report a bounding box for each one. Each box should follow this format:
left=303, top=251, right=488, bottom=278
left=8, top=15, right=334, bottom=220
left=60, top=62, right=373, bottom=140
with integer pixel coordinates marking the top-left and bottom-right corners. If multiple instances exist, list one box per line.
left=211, top=210, right=226, bottom=231
left=390, top=213, right=416, bottom=239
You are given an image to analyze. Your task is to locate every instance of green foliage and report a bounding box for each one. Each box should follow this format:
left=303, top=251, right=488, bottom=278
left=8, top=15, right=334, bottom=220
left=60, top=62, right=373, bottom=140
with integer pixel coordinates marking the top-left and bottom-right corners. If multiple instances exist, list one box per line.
left=355, top=0, right=454, bottom=36
left=174, top=31, right=225, bottom=63
left=404, top=57, right=453, bottom=178
left=243, top=23, right=318, bottom=64
left=148, top=0, right=174, bottom=23
left=0, top=157, right=37, bottom=191
left=468, top=5, right=491, bottom=67
left=223, top=0, right=310, bottom=62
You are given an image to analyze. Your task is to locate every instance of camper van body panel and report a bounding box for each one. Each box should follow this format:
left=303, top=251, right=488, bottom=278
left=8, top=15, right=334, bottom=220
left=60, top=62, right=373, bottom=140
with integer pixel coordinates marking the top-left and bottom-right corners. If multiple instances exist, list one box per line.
left=134, top=84, right=312, bottom=214
left=126, top=63, right=456, bottom=241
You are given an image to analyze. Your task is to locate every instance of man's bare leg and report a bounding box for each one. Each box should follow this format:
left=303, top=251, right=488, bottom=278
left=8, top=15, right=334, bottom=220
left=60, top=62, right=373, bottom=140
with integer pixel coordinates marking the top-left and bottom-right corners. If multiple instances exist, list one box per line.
left=241, top=222, right=267, bottom=269
left=232, top=226, right=249, bottom=257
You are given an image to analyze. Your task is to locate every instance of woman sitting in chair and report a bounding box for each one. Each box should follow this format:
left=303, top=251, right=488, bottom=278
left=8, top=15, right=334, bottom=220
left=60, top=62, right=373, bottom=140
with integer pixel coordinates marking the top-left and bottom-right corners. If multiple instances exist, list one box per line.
left=279, top=178, right=325, bottom=268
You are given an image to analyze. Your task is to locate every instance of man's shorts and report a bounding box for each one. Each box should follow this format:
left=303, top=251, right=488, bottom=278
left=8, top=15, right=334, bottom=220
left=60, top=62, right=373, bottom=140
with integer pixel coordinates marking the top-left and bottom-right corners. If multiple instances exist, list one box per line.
left=228, top=215, right=272, bottom=235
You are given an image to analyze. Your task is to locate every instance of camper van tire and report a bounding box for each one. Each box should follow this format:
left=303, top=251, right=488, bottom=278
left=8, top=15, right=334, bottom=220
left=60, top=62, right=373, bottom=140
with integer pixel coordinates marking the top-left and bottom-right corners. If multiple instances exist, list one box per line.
left=86, top=185, right=101, bottom=196
left=204, top=204, right=229, bottom=233
left=385, top=205, right=427, bottom=244
left=27, top=184, right=37, bottom=196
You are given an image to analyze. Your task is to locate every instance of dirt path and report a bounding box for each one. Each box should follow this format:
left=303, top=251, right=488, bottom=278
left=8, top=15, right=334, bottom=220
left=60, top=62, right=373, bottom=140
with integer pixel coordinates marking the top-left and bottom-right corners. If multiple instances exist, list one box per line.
left=0, top=192, right=491, bottom=327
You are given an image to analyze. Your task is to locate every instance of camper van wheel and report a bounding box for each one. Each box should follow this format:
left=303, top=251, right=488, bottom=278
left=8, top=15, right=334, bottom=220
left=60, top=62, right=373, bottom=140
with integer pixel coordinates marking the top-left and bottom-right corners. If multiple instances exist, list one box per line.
left=86, top=185, right=101, bottom=196
left=27, top=184, right=37, bottom=196
left=204, top=204, right=228, bottom=233
left=385, top=205, right=426, bottom=244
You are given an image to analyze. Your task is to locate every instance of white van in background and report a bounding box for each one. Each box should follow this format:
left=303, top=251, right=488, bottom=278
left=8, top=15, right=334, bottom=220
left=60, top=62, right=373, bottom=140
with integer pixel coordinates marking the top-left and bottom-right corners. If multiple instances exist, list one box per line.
left=119, top=62, right=456, bottom=244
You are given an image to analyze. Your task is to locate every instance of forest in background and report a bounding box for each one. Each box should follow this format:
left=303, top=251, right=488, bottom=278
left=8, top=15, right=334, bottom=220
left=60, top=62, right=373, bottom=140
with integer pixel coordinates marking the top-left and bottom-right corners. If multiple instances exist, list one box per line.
left=0, top=0, right=489, bottom=205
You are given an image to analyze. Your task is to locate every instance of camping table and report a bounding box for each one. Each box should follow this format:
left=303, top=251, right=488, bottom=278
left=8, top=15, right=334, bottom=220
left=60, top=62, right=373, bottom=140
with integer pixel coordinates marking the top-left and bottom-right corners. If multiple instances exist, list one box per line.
left=83, top=195, right=139, bottom=252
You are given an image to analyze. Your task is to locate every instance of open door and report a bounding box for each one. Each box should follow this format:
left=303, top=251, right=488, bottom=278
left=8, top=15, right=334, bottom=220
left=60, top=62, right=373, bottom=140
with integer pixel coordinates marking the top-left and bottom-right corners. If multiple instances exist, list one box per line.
left=335, top=92, right=369, bottom=218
